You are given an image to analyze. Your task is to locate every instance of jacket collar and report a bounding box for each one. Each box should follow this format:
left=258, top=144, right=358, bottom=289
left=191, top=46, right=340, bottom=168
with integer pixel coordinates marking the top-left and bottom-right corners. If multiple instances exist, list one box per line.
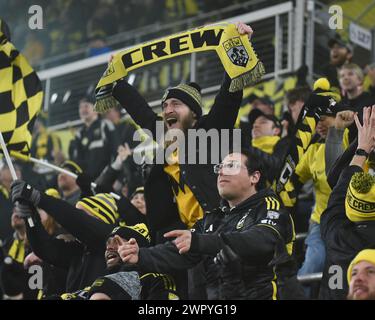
left=219, top=188, right=276, bottom=213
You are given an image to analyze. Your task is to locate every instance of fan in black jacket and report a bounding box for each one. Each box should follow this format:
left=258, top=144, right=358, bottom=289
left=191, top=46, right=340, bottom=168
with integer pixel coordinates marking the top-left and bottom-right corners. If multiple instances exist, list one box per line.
left=116, top=149, right=299, bottom=300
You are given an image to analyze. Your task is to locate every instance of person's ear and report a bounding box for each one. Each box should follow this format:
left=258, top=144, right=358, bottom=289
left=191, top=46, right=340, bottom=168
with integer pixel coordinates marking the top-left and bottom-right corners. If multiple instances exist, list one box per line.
left=273, top=127, right=281, bottom=136
left=249, top=171, right=261, bottom=185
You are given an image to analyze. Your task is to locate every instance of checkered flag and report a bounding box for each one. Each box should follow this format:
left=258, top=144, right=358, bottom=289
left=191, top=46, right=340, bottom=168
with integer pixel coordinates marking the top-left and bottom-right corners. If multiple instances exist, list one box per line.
left=0, top=19, right=43, bottom=155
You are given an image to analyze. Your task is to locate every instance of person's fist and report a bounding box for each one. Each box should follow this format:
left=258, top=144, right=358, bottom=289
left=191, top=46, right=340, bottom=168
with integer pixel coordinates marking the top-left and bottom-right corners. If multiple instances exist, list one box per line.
left=11, top=180, right=41, bottom=206
left=24, top=252, right=43, bottom=269
left=236, top=22, right=253, bottom=40
left=335, top=110, right=355, bottom=129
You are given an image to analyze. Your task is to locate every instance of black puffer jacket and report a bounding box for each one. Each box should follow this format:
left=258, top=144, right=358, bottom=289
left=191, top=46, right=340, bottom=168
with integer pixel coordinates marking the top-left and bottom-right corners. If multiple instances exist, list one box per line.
left=135, top=188, right=296, bottom=300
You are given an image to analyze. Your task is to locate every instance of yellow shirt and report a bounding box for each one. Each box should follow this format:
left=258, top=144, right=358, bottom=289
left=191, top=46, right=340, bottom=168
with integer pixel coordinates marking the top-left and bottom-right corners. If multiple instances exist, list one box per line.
left=164, top=151, right=204, bottom=228
left=252, top=136, right=280, bottom=154
left=294, top=142, right=331, bottom=224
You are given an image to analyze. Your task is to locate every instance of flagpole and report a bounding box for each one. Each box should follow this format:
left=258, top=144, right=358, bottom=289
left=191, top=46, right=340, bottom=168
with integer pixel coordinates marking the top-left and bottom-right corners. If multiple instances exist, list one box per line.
left=10, top=151, right=121, bottom=200
left=0, top=132, right=18, bottom=181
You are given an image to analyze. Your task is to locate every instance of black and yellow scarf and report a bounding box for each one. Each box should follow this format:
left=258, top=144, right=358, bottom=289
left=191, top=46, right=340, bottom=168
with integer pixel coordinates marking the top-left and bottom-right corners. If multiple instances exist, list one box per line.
left=95, top=22, right=265, bottom=112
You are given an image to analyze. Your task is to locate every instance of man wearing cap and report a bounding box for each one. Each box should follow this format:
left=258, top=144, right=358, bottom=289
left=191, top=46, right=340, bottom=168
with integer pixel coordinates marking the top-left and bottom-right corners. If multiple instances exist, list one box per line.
left=347, top=249, right=375, bottom=300
left=245, top=110, right=289, bottom=183
left=111, top=23, right=252, bottom=299
left=69, top=96, right=120, bottom=180
left=320, top=106, right=375, bottom=299
left=323, top=34, right=353, bottom=91
left=57, top=160, right=82, bottom=205
left=240, top=94, right=275, bottom=141
left=47, top=225, right=178, bottom=300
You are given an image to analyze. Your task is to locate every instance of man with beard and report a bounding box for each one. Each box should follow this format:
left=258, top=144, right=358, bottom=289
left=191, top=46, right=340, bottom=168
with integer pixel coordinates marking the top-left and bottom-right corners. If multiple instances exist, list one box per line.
left=347, top=249, right=375, bottom=300
left=48, top=225, right=178, bottom=300
left=111, top=22, right=252, bottom=299
left=87, top=226, right=178, bottom=300
left=322, top=35, right=353, bottom=92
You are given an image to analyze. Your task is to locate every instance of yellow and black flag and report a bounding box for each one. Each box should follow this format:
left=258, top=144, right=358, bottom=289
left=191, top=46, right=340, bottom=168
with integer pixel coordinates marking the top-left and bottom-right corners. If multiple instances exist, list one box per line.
left=0, top=19, right=43, bottom=155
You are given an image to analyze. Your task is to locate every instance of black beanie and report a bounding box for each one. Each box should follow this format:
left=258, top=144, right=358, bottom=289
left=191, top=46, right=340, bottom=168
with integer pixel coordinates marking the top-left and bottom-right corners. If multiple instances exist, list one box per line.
left=161, top=82, right=203, bottom=118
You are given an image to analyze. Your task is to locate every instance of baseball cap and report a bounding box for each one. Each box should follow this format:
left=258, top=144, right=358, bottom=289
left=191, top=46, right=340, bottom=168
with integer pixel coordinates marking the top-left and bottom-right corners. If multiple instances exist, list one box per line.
left=328, top=35, right=353, bottom=52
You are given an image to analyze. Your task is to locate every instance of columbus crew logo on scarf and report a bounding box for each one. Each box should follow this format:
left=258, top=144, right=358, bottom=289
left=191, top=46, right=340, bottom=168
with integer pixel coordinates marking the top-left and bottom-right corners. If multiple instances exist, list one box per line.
left=0, top=19, right=43, bottom=155
left=223, top=37, right=249, bottom=67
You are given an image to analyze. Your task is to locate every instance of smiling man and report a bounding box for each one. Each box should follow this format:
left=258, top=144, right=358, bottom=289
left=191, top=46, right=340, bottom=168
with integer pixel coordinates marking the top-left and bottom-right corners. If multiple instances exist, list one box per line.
left=347, top=249, right=375, bottom=300
left=111, top=22, right=252, bottom=299
left=116, top=149, right=297, bottom=300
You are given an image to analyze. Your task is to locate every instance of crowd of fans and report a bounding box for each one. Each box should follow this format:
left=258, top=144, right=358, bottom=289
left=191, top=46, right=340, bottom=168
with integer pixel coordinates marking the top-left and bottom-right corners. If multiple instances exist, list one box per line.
left=1, top=20, right=375, bottom=301
left=1, top=0, right=250, bottom=65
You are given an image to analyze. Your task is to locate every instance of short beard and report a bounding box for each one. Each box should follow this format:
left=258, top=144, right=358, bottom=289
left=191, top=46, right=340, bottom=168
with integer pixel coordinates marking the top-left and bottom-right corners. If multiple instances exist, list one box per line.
left=347, top=291, right=375, bottom=300
left=107, top=263, right=122, bottom=275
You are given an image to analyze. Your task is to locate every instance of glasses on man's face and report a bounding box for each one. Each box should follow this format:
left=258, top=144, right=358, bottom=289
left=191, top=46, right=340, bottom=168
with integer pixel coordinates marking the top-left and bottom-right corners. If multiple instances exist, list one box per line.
left=213, top=161, right=246, bottom=175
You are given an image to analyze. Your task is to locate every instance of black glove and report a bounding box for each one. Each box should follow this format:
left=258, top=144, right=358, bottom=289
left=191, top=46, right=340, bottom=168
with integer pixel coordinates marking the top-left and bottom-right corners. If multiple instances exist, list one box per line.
left=303, top=93, right=334, bottom=120
left=15, top=203, right=35, bottom=219
left=76, top=173, right=93, bottom=195
left=76, top=173, right=109, bottom=196
left=10, top=180, right=41, bottom=206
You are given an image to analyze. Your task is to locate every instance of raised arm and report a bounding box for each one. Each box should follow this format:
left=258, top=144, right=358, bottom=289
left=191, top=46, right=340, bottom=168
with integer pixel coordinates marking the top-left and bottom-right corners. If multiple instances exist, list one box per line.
left=18, top=204, right=77, bottom=269
left=321, top=106, right=375, bottom=239
left=10, top=182, right=113, bottom=251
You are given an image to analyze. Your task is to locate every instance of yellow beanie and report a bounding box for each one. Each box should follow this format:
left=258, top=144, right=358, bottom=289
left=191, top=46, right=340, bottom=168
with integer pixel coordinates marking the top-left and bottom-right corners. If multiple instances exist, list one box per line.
left=45, top=188, right=61, bottom=199
left=347, top=249, right=375, bottom=283
left=77, top=193, right=119, bottom=224
left=345, top=172, right=375, bottom=222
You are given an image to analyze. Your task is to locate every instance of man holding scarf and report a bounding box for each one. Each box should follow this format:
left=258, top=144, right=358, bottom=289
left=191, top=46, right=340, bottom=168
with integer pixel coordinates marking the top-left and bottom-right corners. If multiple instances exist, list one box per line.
left=106, top=23, right=255, bottom=298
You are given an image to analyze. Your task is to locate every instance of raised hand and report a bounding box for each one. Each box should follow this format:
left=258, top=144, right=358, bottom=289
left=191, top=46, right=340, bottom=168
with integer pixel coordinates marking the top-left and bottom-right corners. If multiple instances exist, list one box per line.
left=335, top=110, right=355, bottom=129
left=354, top=105, right=375, bottom=154
left=10, top=180, right=41, bottom=206
left=235, top=22, right=253, bottom=40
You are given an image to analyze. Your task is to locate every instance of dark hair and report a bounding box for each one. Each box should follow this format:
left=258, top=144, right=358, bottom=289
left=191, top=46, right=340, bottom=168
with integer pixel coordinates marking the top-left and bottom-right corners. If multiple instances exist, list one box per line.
left=79, top=95, right=95, bottom=105
left=285, top=86, right=311, bottom=105
left=227, top=148, right=266, bottom=191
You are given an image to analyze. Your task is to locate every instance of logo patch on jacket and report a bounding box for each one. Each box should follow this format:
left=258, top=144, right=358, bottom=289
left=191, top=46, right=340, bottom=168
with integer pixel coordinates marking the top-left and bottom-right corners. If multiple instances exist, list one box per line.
left=266, top=210, right=280, bottom=219
left=236, top=212, right=250, bottom=229
left=205, top=224, right=214, bottom=233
